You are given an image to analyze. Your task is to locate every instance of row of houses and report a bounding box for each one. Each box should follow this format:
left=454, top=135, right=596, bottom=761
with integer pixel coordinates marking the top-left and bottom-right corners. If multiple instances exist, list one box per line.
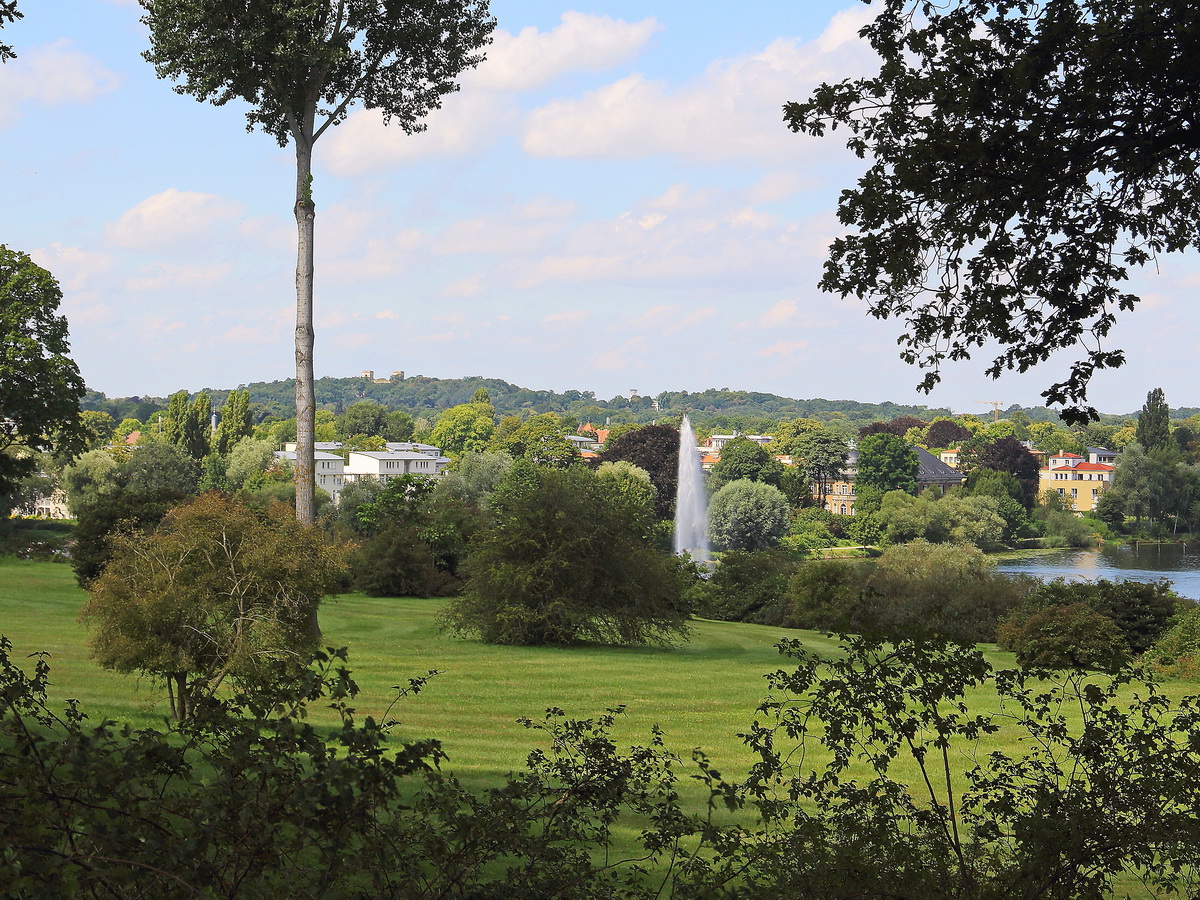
left=276, top=441, right=451, bottom=503
left=693, top=432, right=1120, bottom=517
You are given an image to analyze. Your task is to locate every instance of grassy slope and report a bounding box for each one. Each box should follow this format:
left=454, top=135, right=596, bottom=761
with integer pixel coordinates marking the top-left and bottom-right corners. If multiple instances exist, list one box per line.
left=1, top=557, right=1189, bottom=895
left=0, top=557, right=1037, bottom=795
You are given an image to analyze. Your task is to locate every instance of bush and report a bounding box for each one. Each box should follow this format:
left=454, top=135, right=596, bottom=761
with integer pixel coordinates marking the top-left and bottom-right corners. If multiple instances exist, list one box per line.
left=350, top=523, right=461, bottom=598
left=860, top=540, right=1031, bottom=642
left=691, top=549, right=798, bottom=625
left=81, top=493, right=348, bottom=719
left=1006, top=578, right=1184, bottom=657
left=0, top=641, right=703, bottom=899
left=441, top=462, right=690, bottom=645
left=786, top=557, right=868, bottom=631
left=1145, top=605, right=1200, bottom=678
left=996, top=602, right=1129, bottom=671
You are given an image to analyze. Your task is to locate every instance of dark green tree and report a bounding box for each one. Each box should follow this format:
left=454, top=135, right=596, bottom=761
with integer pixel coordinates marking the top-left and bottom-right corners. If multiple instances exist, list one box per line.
left=382, top=408, right=415, bottom=442
left=441, top=462, right=688, bottom=645
left=63, top=443, right=200, bottom=585
left=786, top=0, right=1200, bottom=422
left=711, top=437, right=783, bottom=487
left=973, top=436, right=1042, bottom=507
left=161, top=390, right=189, bottom=446
left=856, top=433, right=918, bottom=496
left=1136, top=387, right=1172, bottom=451
left=182, top=391, right=213, bottom=460
left=792, top=429, right=849, bottom=509
left=595, top=424, right=680, bottom=519
left=0, top=246, right=87, bottom=506
left=338, top=400, right=388, bottom=439
left=140, top=0, right=495, bottom=523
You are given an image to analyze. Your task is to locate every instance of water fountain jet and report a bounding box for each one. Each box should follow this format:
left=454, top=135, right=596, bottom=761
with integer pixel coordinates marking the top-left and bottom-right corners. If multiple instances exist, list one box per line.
left=673, top=416, right=709, bottom=563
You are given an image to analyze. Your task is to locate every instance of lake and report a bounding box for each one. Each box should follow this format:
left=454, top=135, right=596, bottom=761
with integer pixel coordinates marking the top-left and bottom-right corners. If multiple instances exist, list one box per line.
left=994, top=543, right=1200, bottom=601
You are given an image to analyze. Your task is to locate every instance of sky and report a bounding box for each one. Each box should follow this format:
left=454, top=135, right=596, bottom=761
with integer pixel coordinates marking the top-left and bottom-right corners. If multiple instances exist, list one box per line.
left=3, top=0, right=1198, bottom=417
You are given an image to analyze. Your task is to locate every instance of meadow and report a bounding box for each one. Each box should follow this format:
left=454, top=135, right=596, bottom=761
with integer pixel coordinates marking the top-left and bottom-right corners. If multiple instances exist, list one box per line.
left=1, top=556, right=851, bottom=786
left=3, top=555, right=1195, bottom=896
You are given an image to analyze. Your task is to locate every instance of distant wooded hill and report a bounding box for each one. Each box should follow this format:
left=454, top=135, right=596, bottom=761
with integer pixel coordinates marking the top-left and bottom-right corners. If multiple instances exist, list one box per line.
left=83, top=374, right=1183, bottom=429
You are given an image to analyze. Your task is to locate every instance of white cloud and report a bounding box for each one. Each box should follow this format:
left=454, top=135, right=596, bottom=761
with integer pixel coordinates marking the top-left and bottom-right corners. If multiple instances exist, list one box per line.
left=758, top=299, right=799, bottom=327
left=470, top=12, right=661, bottom=91
left=543, top=309, right=589, bottom=326
left=0, top=40, right=121, bottom=126
left=107, top=189, right=242, bottom=249
left=522, top=12, right=878, bottom=162
left=590, top=337, right=648, bottom=372
left=30, top=243, right=115, bottom=291
left=755, top=339, right=810, bottom=358
left=125, top=261, right=233, bottom=293
left=323, top=12, right=659, bottom=174
left=441, top=274, right=485, bottom=298
left=323, top=91, right=514, bottom=174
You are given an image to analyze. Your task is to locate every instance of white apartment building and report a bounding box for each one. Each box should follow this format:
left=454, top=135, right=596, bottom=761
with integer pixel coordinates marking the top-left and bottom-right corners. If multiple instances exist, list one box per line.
left=274, top=450, right=346, bottom=501
left=344, top=450, right=449, bottom=482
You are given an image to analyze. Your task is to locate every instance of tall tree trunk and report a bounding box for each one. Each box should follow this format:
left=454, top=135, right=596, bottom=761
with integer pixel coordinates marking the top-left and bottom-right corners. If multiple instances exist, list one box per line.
left=294, top=137, right=317, bottom=526
left=293, top=133, right=321, bottom=641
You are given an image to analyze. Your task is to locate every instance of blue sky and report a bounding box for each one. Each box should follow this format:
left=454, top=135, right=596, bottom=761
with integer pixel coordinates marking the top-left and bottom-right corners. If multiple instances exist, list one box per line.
left=3, top=0, right=1197, bottom=416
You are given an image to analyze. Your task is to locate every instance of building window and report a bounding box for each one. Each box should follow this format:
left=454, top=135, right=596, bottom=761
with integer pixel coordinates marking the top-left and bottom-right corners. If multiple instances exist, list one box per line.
left=1071, top=488, right=1078, bottom=498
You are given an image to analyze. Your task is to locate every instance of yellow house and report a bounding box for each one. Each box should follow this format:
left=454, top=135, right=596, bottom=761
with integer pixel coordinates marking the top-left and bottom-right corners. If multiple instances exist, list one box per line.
left=1037, top=448, right=1116, bottom=514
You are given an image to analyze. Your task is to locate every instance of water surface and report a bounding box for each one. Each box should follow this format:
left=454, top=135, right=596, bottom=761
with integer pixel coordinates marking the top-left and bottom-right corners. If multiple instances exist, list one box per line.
left=994, top=543, right=1200, bottom=600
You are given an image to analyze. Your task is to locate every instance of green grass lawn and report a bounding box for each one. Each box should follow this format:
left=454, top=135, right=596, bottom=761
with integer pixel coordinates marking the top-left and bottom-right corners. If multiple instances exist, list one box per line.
left=2, top=556, right=1193, bottom=895
left=0, top=556, right=844, bottom=783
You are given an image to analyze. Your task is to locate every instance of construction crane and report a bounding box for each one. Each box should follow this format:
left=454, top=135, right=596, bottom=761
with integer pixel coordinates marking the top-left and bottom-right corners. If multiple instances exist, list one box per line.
left=976, top=400, right=1003, bottom=422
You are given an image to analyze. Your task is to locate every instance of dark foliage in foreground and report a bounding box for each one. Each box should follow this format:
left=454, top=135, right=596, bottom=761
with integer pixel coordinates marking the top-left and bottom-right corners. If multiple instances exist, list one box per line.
left=5, top=634, right=1200, bottom=898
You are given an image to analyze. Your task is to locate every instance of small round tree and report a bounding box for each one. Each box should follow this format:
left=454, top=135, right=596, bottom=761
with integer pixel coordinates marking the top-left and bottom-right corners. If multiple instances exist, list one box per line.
left=82, top=493, right=348, bottom=719
left=708, top=480, right=790, bottom=552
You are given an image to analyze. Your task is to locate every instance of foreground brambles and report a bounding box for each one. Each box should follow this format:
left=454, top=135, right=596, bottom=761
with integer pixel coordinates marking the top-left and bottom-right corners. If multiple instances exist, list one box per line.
left=4, top=631, right=1200, bottom=898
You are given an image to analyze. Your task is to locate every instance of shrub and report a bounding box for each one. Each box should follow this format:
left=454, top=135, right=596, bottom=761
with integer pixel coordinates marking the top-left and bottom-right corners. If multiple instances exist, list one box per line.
left=1007, top=578, right=1184, bottom=657
left=691, top=549, right=798, bottom=625
left=81, top=493, right=348, bottom=719
left=996, top=602, right=1129, bottom=671
left=1146, top=605, right=1200, bottom=678
left=786, top=557, right=868, bottom=631
left=350, top=523, right=461, bottom=598
left=441, top=462, right=690, bottom=645
left=860, top=540, right=1030, bottom=642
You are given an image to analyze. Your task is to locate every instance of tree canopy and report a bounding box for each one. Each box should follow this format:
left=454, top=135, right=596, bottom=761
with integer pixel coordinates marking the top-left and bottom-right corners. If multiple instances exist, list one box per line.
left=1136, top=387, right=1172, bottom=452
left=441, top=462, right=688, bottom=646
left=711, top=437, right=783, bottom=487
left=856, top=433, right=919, bottom=496
left=595, top=424, right=681, bottom=519
left=140, top=0, right=495, bottom=522
left=0, top=246, right=86, bottom=506
left=82, top=492, right=347, bottom=719
left=708, top=479, right=790, bottom=552
left=786, top=0, right=1200, bottom=422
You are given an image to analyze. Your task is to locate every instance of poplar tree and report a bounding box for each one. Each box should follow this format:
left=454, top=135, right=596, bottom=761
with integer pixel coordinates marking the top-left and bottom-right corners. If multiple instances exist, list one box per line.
left=214, top=389, right=253, bottom=456
left=140, top=0, right=495, bottom=523
left=1136, top=387, right=1171, bottom=452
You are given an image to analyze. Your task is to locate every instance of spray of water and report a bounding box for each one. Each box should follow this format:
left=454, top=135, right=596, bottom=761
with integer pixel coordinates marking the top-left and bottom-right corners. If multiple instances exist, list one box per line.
left=673, top=416, right=709, bottom=563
